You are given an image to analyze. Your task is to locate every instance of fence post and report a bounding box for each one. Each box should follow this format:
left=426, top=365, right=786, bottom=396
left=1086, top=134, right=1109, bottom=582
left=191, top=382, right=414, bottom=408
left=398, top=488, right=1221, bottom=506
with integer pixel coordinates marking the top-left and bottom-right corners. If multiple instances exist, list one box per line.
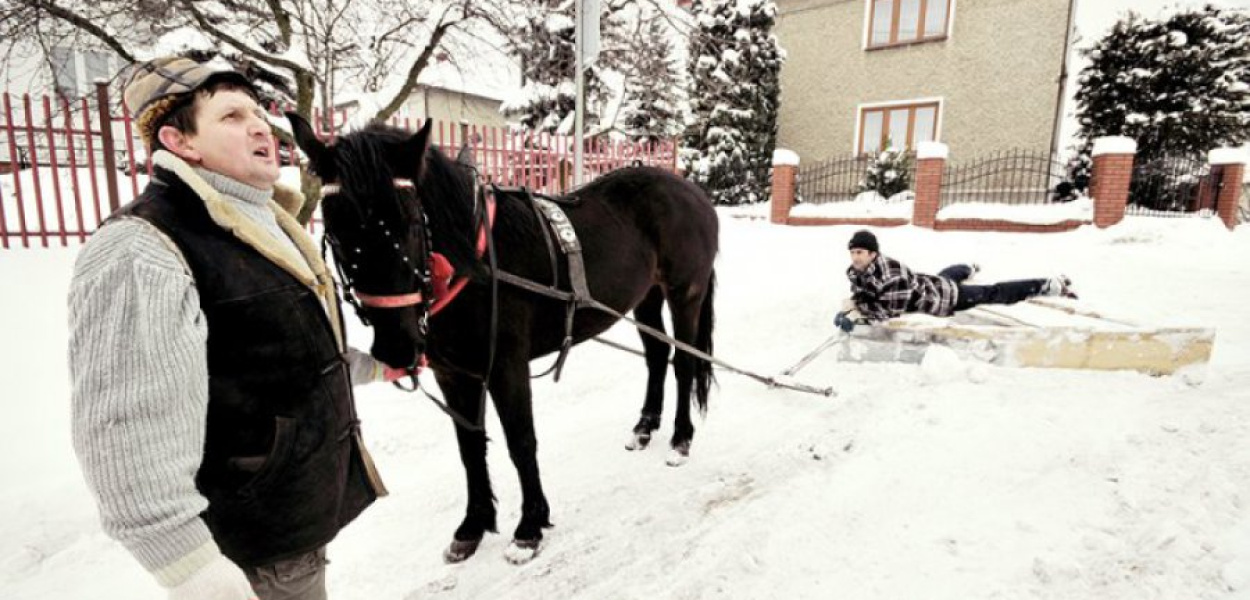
left=94, top=81, right=122, bottom=214
left=1089, top=136, right=1136, bottom=228
left=912, top=142, right=947, bottom=229
left=770, top=148, right=799, bottom=224
left=1209, top=147, right=1247, bottom=231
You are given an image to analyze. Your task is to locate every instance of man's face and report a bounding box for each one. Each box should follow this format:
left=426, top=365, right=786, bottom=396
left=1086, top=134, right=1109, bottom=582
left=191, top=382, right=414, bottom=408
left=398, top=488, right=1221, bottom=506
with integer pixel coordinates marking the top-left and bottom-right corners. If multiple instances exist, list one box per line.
left=166, top=89, right=279, bottom=190
left=849, top=248, right=876, bottom=271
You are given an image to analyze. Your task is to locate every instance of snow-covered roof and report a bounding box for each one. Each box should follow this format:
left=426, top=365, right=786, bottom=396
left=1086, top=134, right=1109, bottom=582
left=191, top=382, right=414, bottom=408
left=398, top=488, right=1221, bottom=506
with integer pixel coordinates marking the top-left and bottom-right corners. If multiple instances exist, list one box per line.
left=414, top=52, right=520, bottom=102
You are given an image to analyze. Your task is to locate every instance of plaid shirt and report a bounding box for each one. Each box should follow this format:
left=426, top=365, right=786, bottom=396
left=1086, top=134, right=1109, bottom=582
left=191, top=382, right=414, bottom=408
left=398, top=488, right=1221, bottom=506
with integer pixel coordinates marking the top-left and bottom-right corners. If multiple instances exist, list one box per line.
left=846, top=254, right=958, bottom=321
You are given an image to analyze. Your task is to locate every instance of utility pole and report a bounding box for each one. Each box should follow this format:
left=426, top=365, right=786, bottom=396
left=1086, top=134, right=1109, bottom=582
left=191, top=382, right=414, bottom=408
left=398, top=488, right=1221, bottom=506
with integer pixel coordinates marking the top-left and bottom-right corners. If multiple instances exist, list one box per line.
left=575, top=0, right=584, bottom=186
left=574, top=0, right=600, bottom=186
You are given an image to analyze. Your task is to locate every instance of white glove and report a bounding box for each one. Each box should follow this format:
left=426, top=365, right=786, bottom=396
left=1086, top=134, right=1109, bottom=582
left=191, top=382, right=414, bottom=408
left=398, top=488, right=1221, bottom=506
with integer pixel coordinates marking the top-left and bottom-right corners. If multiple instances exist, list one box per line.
left=841, top=297, right=856, bottom=312
left=168, top=554, right=257, bottom=600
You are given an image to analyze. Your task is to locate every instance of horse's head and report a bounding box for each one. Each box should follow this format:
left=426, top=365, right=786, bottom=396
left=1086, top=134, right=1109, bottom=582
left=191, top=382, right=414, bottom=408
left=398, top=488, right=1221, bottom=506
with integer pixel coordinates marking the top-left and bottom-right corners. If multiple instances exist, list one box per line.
left=288, top=113, right=451, bottom=370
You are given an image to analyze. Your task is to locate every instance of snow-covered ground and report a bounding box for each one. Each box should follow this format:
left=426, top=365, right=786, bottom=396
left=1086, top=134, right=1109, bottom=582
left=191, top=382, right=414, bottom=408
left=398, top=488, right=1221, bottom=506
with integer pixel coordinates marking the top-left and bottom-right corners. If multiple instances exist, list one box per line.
left=3, top=211, right=1250, bottom=599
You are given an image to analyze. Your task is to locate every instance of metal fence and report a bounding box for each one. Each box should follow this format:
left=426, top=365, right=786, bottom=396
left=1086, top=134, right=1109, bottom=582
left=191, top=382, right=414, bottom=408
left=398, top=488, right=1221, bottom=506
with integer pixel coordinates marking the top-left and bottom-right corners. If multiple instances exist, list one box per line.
left=940, top=149, right=1071, bottom=207
left=0, top=83, right=678, bottom=249
left=796, top=154, right=874, bottom=204
left=1127, top=154, right=1217, bottom=217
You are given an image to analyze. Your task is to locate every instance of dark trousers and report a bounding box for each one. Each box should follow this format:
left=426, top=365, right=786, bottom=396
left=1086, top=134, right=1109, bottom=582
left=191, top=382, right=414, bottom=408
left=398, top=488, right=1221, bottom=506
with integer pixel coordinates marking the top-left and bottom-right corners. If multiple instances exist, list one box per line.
left=938, top=264, right=1047, bottom=312
left=245, top=547, right=328, bottom=600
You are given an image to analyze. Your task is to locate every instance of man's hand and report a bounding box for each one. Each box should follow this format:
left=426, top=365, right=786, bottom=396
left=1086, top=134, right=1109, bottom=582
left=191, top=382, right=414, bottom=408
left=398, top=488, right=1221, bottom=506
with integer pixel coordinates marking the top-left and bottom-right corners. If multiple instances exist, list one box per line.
left=376, top=355, right=428, bottom=382
left=168, top=554, right=257, bottom=600
left=841, top=297, right=856, bottom=313
left=381, top=365, right=410, bottom=382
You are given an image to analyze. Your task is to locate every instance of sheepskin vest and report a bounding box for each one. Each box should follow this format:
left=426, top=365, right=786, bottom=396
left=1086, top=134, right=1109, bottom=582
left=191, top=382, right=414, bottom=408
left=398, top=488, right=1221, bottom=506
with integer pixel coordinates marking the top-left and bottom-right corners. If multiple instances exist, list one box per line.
left=113, top=161, right=379, bottom=567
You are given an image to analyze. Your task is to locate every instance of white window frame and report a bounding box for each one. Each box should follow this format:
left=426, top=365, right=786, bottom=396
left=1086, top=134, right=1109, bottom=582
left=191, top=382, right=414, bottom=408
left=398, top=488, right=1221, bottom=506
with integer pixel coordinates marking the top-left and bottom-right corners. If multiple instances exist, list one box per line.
left=852, top=97, right=945, bottom=155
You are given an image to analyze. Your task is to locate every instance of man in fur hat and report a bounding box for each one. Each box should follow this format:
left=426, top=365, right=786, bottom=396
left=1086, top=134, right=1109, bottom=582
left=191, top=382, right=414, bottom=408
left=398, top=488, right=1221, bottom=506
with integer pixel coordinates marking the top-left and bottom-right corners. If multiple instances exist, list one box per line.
left=69, top=56, right=398, bottom=599
left=836, top=229, right=1075, bottom=331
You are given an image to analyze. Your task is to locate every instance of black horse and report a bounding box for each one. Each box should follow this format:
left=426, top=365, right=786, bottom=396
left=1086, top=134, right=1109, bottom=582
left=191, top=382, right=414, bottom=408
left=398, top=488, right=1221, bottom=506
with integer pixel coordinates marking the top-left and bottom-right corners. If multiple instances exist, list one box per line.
left=288, top=116, right=719, bottom=563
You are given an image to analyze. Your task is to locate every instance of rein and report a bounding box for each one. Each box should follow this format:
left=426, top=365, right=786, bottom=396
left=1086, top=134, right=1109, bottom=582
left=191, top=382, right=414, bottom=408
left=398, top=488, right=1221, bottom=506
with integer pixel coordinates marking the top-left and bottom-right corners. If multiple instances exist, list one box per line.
left=322, top=167, right=832, bottom=435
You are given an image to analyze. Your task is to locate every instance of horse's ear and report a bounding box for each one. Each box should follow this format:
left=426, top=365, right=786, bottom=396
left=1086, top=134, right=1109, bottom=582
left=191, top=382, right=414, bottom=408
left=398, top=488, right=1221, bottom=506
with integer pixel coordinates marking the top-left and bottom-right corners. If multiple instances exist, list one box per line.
left=456, top=143, right=476, bottom=170
left=407, top=119, right=434, bottom=179
left=286, top=112, right=327, bottom=167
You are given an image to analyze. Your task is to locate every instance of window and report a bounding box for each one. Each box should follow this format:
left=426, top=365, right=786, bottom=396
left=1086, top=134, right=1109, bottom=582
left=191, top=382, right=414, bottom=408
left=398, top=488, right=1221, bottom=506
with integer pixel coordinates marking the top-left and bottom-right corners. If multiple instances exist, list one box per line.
left=867, top=0, right=950, bottom=48
left=857, top=101, right=940, bottom=155
left=50, top=47, right=77, bottom=100
left=84, top=52, right=111, bottom=87
left=49, top=47, right=119, bottom=100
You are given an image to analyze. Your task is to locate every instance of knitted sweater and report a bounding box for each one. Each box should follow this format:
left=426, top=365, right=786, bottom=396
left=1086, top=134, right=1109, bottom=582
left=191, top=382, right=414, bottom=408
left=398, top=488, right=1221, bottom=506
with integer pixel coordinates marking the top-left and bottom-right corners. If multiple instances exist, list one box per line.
left=68, top=156, right=383, bottom=587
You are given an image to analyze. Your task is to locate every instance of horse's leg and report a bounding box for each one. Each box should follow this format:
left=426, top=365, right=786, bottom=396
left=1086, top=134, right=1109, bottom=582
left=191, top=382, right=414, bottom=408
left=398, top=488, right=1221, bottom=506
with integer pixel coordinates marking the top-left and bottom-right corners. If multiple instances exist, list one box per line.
left=488, top=351, right=552, bottom=564
left=627, top=285, right=668, bottom=451
left=435, top=368, right=498, bottom=564
left=665, top=281, right=713, bottom=467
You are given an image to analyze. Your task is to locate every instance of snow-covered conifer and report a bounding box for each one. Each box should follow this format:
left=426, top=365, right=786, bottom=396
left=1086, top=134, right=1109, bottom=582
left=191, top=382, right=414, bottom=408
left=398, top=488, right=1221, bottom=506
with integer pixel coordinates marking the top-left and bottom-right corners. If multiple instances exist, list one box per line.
left=681, top=0, right=784, bottom=205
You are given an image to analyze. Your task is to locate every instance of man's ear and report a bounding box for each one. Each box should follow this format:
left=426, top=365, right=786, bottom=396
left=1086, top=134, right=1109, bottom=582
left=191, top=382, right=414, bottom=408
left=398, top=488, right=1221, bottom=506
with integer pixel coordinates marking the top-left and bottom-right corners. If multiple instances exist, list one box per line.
left=157, top=125, right=201, bottom=163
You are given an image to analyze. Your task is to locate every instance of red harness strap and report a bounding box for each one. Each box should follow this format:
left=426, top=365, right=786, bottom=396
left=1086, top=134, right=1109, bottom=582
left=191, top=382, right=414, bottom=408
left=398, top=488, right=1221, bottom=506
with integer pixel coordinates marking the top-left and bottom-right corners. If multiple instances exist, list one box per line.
left=429, top=189, right=496, bottom=316
left=355, top=290, right=423, bottom=308
left=351, top=184, right=495, bottom=313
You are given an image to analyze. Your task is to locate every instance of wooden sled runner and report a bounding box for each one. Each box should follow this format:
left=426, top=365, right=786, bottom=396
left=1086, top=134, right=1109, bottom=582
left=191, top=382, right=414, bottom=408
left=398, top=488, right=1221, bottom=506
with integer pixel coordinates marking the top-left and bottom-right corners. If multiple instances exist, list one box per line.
left=838, top=298, right=1215, bottom=375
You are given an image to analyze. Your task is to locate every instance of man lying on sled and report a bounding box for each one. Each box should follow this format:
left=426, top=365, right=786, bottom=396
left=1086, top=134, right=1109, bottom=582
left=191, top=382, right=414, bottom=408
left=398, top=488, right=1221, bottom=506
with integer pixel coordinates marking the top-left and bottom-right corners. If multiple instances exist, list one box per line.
left=835, top=230, right=1077, bottom=332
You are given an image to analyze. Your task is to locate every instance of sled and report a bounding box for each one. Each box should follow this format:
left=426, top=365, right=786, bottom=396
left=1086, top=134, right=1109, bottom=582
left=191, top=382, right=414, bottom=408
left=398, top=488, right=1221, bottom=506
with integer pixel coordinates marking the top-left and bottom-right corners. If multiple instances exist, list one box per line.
left=837, top=298, right=1214, bottom=375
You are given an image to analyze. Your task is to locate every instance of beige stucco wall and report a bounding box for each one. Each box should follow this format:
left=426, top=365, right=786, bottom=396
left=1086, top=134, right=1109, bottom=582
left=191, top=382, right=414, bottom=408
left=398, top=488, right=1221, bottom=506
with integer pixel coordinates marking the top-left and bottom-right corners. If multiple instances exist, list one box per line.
left=776, top=0, right=1072, bottom=162
left=404, top=86, right=505, bottom=129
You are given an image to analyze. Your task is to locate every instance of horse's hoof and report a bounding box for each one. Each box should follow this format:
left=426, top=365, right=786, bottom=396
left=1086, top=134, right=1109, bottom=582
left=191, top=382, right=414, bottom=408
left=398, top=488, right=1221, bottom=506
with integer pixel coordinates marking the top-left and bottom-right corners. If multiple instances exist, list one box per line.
left=625, top=431, right=652, bottom=451
left=504, top=538, right=541, bottom=564
left=443, top=538, right=481, bottom=564
left=665, top=442, right=691, bottom=467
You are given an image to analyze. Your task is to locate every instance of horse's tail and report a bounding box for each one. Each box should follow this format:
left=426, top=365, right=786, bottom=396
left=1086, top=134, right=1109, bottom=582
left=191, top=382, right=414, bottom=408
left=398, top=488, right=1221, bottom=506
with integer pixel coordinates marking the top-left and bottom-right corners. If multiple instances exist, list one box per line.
left=694, top=269, right=716, bottom=415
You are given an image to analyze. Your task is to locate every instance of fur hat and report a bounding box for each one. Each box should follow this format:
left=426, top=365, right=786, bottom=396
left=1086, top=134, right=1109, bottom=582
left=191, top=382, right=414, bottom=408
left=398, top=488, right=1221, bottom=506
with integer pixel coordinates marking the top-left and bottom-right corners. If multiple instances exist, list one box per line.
left=848, top=230, right=879, bottom=253
left=123, top=57, right=255, bottom=150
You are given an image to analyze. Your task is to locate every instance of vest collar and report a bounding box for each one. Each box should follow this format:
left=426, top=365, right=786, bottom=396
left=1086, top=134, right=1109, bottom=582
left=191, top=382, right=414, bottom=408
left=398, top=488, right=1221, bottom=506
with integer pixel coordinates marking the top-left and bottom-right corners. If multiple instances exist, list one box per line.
left=152, top=150, right=344, bottom=348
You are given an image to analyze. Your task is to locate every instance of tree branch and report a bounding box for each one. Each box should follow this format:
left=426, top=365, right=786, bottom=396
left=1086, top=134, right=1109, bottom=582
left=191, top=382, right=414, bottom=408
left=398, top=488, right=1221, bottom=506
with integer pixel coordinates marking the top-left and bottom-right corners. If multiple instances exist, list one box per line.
left=264, top=0, right=293, bottom=46
left=181, top=0, right=310, bottom=74
left=372, top=16, right=426, bottom=52
left=373, top=7, right=466, bottom=120
left=19, top=0, right=136, bottom=62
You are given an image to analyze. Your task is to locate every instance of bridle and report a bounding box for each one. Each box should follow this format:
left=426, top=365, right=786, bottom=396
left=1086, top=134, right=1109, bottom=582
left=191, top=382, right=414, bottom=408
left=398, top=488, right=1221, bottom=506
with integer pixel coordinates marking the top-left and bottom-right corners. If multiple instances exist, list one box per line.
left=318, top=168, right=497, bottom=428
left=320, top=177, right=436, bottom=373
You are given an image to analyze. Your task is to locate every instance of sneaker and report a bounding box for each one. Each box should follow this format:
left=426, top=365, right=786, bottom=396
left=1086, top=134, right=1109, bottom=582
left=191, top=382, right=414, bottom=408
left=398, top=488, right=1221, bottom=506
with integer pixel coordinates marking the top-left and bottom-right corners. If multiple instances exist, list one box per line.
left=1045, top=275, right=1078, bottom=299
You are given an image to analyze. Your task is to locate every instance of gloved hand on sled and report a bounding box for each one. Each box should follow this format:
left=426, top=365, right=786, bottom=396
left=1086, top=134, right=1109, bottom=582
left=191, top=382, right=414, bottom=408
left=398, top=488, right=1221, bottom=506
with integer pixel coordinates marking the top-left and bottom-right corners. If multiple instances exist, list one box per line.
left=833, top=310, right=860, bottom=333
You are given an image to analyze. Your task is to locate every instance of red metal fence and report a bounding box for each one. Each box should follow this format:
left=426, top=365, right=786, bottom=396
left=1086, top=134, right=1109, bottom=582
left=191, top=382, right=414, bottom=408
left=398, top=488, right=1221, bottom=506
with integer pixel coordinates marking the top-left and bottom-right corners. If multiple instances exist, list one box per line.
left=0, top=82, right=679, bottom=249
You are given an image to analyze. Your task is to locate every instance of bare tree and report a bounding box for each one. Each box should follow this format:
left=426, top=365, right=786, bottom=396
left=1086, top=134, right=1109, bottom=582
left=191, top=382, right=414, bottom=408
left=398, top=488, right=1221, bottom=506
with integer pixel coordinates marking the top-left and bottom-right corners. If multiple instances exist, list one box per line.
left=2, top=0, right=516, bottom=220
left=1, top=0, right=508, bottom=122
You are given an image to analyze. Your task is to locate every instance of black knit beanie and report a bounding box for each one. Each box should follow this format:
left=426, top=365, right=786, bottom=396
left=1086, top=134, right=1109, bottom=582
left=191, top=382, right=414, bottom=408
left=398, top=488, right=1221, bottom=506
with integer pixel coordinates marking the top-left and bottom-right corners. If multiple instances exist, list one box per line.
left=848, top=230, right=879, bottom=253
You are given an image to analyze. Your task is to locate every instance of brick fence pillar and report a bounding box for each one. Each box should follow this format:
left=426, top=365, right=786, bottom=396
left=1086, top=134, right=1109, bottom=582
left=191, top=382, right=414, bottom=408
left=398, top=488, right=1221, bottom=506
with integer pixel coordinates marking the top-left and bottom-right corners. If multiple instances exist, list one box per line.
left=1209, top=147, right=1248, bottom=231
left=1090, top=136, right=1137, bottom=228
left=912, top=141, right=947, bottom=229
left=771, top=148, right=800, bottom=224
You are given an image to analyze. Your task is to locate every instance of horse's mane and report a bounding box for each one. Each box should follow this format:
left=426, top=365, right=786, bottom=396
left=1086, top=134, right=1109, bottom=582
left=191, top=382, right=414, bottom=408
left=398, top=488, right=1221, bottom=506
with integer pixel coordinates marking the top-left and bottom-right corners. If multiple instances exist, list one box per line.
left=334, top=123, right=480, bottom=276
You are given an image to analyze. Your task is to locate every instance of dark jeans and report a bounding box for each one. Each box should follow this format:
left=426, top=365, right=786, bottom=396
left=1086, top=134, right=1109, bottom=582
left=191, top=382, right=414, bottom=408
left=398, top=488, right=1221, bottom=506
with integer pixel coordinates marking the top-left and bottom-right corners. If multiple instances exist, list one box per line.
left=939, top=264, right=1047, bottom=312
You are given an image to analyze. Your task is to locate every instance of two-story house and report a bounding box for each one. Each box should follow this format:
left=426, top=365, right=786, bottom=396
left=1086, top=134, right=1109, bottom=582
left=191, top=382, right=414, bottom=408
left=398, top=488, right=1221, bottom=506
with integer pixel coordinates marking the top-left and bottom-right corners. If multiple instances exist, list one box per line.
left=775, top=0, right=1077, bottom=160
